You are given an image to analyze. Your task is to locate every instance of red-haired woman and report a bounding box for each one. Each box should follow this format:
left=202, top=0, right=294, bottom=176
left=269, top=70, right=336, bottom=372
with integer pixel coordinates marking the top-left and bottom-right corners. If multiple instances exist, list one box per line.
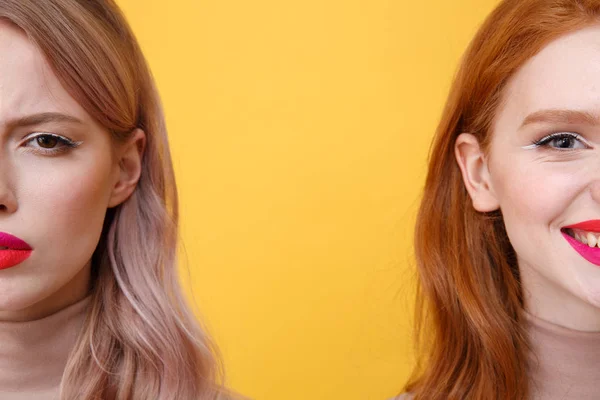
left=398, top=0, right=600, bottom=399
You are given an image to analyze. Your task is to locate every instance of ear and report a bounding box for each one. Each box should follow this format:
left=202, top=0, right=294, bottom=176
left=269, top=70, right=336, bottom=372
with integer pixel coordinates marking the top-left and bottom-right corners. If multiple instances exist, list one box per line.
left=454, top=133, right=500, bottom=212
left=107, top=128, right=146, bottom=208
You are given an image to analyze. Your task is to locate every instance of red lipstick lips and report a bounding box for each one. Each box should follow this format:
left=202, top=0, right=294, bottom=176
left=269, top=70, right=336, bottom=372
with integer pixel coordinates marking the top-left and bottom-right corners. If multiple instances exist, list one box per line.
left=563, top=220, right=600, bottom=232
left=563, top=220, right=600, bottom=266
left=0, top=232, right=32, bottom=270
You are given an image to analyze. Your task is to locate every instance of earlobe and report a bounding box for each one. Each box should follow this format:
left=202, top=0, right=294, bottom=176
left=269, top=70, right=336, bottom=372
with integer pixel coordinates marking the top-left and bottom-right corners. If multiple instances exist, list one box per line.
left=454, top=133, right=500, bottom=212
left=107, top=128, right=146, bottom=208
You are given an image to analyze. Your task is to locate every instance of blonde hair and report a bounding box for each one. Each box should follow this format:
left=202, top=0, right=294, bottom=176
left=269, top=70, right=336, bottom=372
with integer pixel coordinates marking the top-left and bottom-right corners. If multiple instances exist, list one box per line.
left=0, top=1, right=226, bottom=398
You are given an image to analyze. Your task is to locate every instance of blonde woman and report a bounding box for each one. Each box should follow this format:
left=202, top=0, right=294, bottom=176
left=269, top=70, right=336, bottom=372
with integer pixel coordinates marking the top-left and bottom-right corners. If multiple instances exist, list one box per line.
left=0, top=1, right=236, bottom=399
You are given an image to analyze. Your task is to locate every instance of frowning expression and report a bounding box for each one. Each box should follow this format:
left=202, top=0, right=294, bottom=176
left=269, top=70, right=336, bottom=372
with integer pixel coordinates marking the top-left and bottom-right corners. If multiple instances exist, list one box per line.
left=0, top=21, right=123, bottom=321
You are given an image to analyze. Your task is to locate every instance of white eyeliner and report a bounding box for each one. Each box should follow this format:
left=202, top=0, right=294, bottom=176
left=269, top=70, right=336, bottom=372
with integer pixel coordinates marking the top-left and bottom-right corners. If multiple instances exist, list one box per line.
left=521, top=132, right=591, bottom=150
left=521, top=143, right=538, bottom=150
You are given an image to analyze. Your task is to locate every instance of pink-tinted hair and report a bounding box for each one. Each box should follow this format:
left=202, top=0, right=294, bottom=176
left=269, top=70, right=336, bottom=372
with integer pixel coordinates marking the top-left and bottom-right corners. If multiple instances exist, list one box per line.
left=0, top=1, right=229, bottom=398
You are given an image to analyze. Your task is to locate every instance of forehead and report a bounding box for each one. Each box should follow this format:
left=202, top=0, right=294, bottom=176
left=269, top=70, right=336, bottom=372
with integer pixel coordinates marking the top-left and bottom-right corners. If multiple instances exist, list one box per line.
left=499, top=24, right=600, bottom=123
left=0, top=20, right=90, bottom=123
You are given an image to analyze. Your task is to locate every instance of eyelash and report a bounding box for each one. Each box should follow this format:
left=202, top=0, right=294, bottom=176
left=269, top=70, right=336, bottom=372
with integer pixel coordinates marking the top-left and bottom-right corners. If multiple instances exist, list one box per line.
left=22, top=133, right=82, bottom=155
left=525, top=132, right=591, bottom=151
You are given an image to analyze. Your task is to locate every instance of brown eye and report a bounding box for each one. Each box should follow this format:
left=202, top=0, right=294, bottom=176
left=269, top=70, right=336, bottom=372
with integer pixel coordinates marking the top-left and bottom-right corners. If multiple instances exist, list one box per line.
left=36, top=135, right=59, bottom=149
left=24, top=133, right=81, bottom=155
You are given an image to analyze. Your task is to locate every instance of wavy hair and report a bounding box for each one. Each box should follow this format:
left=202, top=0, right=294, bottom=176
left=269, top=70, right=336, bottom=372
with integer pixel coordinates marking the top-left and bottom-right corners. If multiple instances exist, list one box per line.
left=405, top=0, right=600, bottom=399
left=0, top=1, right=227, bottom=399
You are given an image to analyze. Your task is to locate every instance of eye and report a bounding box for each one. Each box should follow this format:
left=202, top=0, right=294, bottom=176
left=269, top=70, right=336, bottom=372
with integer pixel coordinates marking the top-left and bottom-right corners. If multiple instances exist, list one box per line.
left=526, top=132, right=590, bottom=151
left=22, top=133, right=82, bottom=155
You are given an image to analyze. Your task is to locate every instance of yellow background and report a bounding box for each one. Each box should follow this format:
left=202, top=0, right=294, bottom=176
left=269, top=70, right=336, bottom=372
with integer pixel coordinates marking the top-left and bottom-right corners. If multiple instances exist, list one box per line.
left=116, top=1, right=500, bottom=399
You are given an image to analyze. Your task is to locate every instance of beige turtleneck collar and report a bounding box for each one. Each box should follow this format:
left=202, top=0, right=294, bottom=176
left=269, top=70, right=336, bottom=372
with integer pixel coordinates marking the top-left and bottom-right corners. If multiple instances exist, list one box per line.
left=524, top=310, right=600, bottom=400
left=0, top=293, right=92, bottom=399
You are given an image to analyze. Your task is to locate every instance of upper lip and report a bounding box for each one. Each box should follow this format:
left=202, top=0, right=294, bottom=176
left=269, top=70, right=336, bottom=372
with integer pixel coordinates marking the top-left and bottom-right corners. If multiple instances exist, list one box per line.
left=0, top=232, right=31, bottom=250
left=563, top=220, right=600, bottom=233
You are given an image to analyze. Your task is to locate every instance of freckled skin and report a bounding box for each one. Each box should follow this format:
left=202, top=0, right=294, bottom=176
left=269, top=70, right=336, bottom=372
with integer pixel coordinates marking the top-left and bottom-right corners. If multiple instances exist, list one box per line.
left=0, top=21, right=130, bottom=322
left=478, top=25, right=600, bottom=330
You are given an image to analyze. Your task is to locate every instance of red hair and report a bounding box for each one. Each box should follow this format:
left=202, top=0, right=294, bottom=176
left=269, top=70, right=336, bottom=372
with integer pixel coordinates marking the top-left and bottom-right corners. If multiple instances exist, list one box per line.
left=406, top=1, right=600, bottom=398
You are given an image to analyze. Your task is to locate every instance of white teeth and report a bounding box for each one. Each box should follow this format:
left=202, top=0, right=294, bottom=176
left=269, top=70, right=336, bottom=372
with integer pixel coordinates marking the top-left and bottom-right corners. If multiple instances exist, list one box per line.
left=588, top=233, right=598, bottom=247
left=571, top=229, right=600, bottom=247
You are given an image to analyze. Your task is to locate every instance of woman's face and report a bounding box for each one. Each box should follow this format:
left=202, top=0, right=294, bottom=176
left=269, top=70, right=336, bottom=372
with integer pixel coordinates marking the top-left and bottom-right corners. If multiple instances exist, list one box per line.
left=0, top=22, right=143, bottom=321
left=457, top=24, right=600, bottom=330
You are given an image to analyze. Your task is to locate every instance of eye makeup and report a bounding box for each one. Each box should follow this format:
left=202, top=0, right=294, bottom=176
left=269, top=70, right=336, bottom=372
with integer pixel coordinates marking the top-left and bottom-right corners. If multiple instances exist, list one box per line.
left=521, top=131, right=591, bottom=151
left=21, top=132, right=83, bottom=156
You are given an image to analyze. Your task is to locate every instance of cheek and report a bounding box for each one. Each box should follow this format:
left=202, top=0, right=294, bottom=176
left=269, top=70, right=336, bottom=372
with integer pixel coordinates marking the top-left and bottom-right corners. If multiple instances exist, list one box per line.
left=20, top=157, right=114, bottom=257
left=492, top=160, right=582, bottom=230
left=490, top=159, right=585, bottom=266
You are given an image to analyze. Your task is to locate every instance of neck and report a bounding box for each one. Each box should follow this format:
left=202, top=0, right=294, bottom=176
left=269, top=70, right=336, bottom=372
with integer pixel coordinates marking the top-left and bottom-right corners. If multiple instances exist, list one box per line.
left=525, top=310, right=600, bottom=399
left=0, top=293, right=92, bottom=397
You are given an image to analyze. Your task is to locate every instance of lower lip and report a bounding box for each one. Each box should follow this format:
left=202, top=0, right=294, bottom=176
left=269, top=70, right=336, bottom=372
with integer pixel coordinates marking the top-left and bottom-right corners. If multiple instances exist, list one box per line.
left=0, top=250, right=32, bottom=270
left=562, top=231, right=600, bottom=266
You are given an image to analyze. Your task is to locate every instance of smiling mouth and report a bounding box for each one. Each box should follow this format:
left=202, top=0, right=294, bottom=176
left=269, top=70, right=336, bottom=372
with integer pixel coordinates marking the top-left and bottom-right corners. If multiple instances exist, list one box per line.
left=561, top=228, right=600, bottom=267
left=562, top=228, right=600, bottom=248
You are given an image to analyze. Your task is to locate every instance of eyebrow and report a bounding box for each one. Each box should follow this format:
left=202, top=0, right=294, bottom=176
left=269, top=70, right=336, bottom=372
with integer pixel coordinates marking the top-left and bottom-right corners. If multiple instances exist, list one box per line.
left=520, top=109, right=600, bottom=128
left=5, top=112, right=84, bottom=129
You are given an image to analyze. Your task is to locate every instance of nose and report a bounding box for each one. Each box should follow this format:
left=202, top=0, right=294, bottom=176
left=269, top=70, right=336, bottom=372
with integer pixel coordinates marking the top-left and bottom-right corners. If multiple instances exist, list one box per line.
left=0, top=164, right=17, bottom=213
left=0, top=189, right=16, bottom=213
left=590, top=179, right=600, bottom=205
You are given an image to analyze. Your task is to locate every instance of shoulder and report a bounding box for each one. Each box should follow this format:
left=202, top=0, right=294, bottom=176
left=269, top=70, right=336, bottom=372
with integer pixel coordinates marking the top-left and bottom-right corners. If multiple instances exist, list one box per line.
left=214, top=390, right=253, bottom=400
left=389, top=394, right=414, bottom=400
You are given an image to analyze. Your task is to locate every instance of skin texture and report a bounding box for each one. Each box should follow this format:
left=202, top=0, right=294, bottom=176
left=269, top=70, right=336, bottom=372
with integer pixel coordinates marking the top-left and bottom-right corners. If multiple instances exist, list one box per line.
left=0, top=21, right=145, bottom=322
left=455, top=24, right=600, bottom=331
